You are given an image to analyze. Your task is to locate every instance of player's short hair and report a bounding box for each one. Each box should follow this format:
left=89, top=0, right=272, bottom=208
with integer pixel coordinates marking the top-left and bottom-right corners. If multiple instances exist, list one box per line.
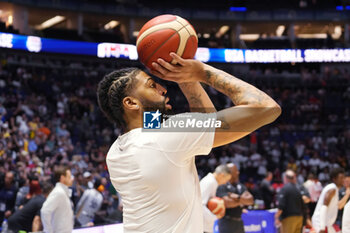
left=330, top=167, right=345, bottom=181
left=97, top=68, right=141, bottom=129
left=54, top=166, right=70, bottom=184
left=215, top=164, right=231, bottom=175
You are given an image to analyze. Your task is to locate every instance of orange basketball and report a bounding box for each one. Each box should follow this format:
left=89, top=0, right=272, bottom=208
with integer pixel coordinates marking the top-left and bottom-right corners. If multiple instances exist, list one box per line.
left=136, top=14, right=198, bottom=71
left=207, top=197, right=226, bottom=215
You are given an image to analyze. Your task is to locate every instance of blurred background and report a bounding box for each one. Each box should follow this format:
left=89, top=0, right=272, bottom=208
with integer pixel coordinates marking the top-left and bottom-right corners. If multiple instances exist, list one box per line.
left=0, top=0, right=349, bottom=232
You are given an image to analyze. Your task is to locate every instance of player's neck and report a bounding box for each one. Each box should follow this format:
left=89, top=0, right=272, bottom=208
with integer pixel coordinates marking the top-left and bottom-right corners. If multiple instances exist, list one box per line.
left=125, top=116, right=143, bottom=133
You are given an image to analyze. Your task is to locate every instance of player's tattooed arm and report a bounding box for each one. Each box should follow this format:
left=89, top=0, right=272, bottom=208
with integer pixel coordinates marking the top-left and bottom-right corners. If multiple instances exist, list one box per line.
left=199, top=65, right=281, bottom=147
left=178, top=82, right=216, bottom=113
left=203, top=69, right=273, bottom=107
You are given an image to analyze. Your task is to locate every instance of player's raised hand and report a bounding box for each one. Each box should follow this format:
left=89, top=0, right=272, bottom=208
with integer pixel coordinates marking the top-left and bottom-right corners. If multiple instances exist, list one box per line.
left=151, top=52, right=205, bottom=83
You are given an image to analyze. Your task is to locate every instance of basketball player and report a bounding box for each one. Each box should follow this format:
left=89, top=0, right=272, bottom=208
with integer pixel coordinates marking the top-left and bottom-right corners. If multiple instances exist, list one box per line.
left=200, top=164, right=232, bottom=233
left=97, top=52, right=281, bottom=232
left=311, top=167, right=345, bottom=233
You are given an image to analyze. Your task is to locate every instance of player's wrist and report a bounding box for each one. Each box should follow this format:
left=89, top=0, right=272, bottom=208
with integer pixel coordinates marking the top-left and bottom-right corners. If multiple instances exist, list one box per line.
left=199, top=64, right=217, bottom=84
left=193, top=62, right=207, bottom=83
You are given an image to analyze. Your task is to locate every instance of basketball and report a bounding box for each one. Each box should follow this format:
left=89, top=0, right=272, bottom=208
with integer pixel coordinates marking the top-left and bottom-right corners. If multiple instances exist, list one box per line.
left=136, top=14, right=198, bottom=71
left=207, top=197, right=225, bottom=215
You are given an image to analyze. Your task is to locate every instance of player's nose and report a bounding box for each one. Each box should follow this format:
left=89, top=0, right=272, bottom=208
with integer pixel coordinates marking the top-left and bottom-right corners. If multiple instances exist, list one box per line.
left=156, top=83, right=167, bottom=96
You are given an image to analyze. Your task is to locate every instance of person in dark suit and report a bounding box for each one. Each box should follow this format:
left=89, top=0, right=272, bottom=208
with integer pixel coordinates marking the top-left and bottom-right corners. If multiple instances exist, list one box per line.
left=216, top=163, right=254, bottom=233
left=275, top=170, right=304, bottom=233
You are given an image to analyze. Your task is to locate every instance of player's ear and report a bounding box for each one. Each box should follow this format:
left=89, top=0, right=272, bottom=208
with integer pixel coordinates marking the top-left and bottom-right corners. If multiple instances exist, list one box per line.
left=123, top=97, right=140, bottom=110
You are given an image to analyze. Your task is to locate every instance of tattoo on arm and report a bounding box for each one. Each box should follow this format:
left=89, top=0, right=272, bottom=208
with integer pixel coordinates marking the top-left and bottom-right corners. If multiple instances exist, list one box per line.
left=188, top=94, right=204, bottom=108
left=204, top=69, right=271, bottom=106
left=179, top=82, right=215, bottom=113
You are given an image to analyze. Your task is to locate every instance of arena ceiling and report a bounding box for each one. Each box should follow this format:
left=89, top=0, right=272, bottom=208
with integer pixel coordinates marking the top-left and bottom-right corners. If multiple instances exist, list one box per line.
left=0, top=1, right=347, bottom=42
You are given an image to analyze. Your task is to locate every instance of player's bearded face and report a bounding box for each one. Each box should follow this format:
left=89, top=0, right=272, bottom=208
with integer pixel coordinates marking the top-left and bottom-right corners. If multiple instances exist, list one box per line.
left=141, top=98, right=168, bottom=113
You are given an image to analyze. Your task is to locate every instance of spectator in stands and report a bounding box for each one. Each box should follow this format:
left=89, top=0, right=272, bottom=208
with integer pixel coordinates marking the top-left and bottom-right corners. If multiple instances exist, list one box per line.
left=17, top=179, right=42, bottom=208
left=275, top=170, right=304, bottom=233
left=312, top=167, right=345, bottom=233
left=0, top=171, right=17, bottom=225
left=7, top=181, right=53, bottom=232
left=297, top=177, right=312, bottom=232
left=216, top=163, right=254, bottom=233
left=337, top=172, right=350, bottom=227
left=41, top=166, right=74, bottom=233
left=81, top=171, right=93, bottom=191
left=304, top=172, right=323, bottom=215
left=200, top=164, right=232, bottom=233
left=75, top=178, right=103, bottom=227
left=260, top=171, right=274, bottom=209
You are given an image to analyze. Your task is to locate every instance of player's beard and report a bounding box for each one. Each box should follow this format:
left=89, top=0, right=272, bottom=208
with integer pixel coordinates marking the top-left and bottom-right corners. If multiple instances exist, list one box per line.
left=141, top=98, right=168, bottom=114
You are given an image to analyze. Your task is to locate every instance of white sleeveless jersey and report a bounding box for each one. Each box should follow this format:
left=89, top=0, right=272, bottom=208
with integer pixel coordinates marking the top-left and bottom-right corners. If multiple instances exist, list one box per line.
left=107, top=113, right=217, bottom=233
left=311, top=183, right=339, bottom=231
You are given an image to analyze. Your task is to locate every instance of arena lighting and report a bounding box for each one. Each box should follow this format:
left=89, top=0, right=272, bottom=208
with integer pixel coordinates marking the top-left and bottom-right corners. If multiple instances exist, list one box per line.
left=297, top=33, right=327, bottom=39
left=1, top=32, right=350, bottom=63
left=104, top=20, right=119, bottom=30
left=240, top=34, right=260, bottom=41
left=216, top=25, right=230, bottom=38
left=7, top=15, right=12, bottom=25
left=332, top=25, right=342, bottom=39
left=132, top=31, right=139, bottom=37
left=35, top=16, right=65, bottom=30
left=276, top=25, right=285, bottom=37
left=229, top=7, right=247, bottom=12
left=336, top=5, right=350, bottom=10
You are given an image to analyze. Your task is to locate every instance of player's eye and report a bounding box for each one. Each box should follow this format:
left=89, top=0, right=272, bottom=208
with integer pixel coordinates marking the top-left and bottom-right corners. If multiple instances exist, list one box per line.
left=150, top=83, right=156, bottom=88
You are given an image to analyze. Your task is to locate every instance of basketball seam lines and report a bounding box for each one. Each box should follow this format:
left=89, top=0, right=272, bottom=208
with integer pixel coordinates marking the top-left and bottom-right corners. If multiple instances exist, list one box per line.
left=175, top=19, right=194, bottom=57
left=175, top=18, right=195, bottom=39
left=137, top=28, right=177, bottom=49
left=136, top=21, right=179, bottom=47
left=175, top=18, right=197, bottom=58
left=143, top=24, right=188, bottom=66
left=175, top=19, right=192, bottom=58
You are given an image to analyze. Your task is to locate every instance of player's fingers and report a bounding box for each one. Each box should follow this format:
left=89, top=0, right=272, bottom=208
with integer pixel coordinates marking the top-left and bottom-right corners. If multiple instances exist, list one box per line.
left=152, top=62, right=170, bottom=76
left=150, top=69, right=162, bottom=77
left=170, top=52, right=186, bottom=66
left=150, top=68, right=173, bottom=81
left=156, top=58, right=180, bottom=73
